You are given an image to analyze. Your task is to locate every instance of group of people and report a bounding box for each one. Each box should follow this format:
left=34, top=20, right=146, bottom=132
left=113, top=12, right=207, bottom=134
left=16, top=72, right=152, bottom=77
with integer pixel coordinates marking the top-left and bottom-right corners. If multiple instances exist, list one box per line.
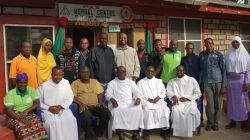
left=3, top=31, right=250, bottom=140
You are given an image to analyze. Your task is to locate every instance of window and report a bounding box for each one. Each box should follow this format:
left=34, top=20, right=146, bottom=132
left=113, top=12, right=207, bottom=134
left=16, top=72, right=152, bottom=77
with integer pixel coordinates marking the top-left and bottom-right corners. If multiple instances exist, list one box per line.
left=168, top=18, right=202, bottom=56
left=4, top=25, right=54, bottom=91
left=240, top=23, right=250, bottom=53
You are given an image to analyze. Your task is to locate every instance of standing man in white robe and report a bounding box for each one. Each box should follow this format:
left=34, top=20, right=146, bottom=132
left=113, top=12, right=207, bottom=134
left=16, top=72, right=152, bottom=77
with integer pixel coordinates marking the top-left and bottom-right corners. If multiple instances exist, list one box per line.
left=166, top=65, right=201, bottom=137
left=37, top=66, right=78, bottom=140
left=137, top=66, right=170, bottom=140
left=106, top=66, right=144, bottom=140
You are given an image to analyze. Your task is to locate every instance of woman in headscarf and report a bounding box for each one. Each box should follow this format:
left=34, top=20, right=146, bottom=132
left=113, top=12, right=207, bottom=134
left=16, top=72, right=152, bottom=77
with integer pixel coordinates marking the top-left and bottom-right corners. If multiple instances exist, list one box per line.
left=37, top=38, right=56, bottom=85
left=4, top=73, right=47, bottom=139
left=225, top=36, right=250, bottom=131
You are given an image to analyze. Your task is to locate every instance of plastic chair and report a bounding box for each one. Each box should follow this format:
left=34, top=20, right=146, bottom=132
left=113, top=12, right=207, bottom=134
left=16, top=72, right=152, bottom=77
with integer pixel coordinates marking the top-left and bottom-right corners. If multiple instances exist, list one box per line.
left=35, top=104, right=82, bottom=138
left=164, top=97, right=202, bottom=134
left=70, top=102, right=109, bottom=139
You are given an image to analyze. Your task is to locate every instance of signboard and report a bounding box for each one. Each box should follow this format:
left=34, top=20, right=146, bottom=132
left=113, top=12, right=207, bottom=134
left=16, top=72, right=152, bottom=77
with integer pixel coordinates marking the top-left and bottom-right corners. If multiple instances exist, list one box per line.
left=59, top=3, right=123, bottom=23
left=72, top=21, right=148, bottom=29
left=109, top=25, right=120, bottom=32
left=120, top=6, right=134, bottom=23
left=73, top=21, right=108, bottom=27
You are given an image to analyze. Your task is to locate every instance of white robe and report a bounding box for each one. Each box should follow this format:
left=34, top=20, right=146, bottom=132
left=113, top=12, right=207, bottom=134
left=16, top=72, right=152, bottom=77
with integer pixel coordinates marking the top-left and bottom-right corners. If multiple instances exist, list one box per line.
left=106, top=78, right=144, bottom=130
left=137, top=77, right=170, bottom=129
left=37, top=78, right=78, bottom=140
left=166, top=75, right=201, bottom=137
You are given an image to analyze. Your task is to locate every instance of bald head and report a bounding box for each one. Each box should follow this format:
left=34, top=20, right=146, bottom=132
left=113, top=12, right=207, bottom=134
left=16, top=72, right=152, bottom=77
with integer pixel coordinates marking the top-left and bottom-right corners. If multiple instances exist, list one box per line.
left=146, top=66, right=155, bottom=79
left=80, top=66, right=90, bottom=71
left=117, top=66, right=126, bottom=80
left=79, top=66, right=90, bottom=81
left=21, top=41, right=32, bottom=58
left=119, top=33, right=127, bottom=38
left=170, top=39, right=178, bottom=52
left=176, top=65, right=185, bottom=78
left=99, top=33, right=108, bottom=46
left=51, top=66, right=64, bottom=84
left=100, top=32, right=108, bottom=38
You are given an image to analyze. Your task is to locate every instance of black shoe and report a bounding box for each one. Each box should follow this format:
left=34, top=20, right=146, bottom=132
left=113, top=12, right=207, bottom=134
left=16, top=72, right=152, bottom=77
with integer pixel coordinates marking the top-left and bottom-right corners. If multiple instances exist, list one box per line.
left=212, top=125, right=219, bottom=131
left=193, top=131, right=200, bottom=136
left=143, top=130, right=150, bottom=140
left=225, top=121, right=236, bottom=129
left=118, top=135, right=125, bottom=140
left=196, top=130, right=201, bottom=136
left=195, top=128, right=201, bottom=136
left=118, top=132, right=125, bottom=140
left=132, top=134, right=140, bottom=140
left=205, top=125, right=212, bottom=131
left=241, top=121, right=250, bottom=132
left=160, top=129, right=163, bottom=136
left=162, top=130, right=170, bottom=140
left=142, top=134, right=150, bottom=140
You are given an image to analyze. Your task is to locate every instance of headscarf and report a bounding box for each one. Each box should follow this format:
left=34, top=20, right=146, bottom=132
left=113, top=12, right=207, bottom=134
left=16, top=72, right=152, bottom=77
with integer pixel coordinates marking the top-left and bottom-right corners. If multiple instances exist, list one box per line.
left=16, top=73, right=28, bottom=82
left=37, top=38, right=56, bottom=85
left=225, top=36, right=250, bottom=73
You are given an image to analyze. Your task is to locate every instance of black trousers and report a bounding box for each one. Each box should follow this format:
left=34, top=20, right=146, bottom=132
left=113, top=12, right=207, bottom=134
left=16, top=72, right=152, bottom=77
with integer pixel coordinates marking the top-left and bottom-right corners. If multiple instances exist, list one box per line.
left=80, top=106, right=111, bottom=139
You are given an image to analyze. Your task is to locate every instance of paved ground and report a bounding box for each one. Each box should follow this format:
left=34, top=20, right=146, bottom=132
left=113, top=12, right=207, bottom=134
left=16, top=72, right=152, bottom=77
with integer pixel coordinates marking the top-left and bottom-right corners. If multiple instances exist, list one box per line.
left=111, top=112, right=250, bottom=140
left=110, top=105, right=250, bottom=140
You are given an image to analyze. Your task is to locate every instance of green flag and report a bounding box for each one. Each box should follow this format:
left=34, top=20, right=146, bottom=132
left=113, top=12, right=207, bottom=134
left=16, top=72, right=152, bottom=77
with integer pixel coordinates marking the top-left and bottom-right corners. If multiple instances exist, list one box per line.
left=146, top=29, right=152, bottom=53
left=52, top=26, right=64, bottom=59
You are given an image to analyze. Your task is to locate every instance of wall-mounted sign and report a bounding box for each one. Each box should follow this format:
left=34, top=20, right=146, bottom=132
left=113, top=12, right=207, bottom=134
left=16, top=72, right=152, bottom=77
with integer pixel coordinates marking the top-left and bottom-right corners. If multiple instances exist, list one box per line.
left=120, top=6, right=134, bottom=23
left=119, top=22, right=147, bottom=29
left=109, top=25, right=120, bottom=32
left=59, top=3, right=134, bottom=23
left=72, top=20, right=148, bottom=29
left=73, top=21, right=108, bottom=27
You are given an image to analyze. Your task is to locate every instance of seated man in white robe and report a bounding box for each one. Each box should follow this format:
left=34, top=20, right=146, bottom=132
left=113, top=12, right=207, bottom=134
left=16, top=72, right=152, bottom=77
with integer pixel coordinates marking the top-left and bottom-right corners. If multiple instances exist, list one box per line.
left=137, top=66, right=170, bottom=140
left=166, top=65, right=201, bottom=137
left=106, top=66, right=144, bottom=140
left=37, top=66, right=78, bottom=140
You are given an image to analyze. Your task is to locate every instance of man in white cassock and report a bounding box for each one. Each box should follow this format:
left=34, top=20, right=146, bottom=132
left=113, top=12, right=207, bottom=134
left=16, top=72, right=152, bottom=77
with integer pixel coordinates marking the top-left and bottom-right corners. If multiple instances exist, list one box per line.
left=137, top=66, right=170, bottom=140
left=37, top=66, right=78, bottom=140
left=105, top=66, right=144, bottom=140
left=166, top=65, right=201, bottom=137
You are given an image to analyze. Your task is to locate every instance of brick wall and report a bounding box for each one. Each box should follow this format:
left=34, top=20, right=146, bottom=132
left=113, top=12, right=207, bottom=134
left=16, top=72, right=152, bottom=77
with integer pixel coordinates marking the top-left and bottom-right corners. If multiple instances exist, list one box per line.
left=154, top=16, right=167, bottom=47
left=204, top=19, right=240, bottom=55
left=155, top=23, right=167, bottom=47
left=134, top=14, right=167, bottom=47
left=0, top=6, right=57, bottom=17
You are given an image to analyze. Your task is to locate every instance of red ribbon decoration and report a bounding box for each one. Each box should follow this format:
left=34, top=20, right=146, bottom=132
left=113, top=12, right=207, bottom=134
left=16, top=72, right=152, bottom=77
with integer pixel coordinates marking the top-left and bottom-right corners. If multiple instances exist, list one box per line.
left=147, top=21, right=155, bottom=29
left=59, top=17, right=69, bottom=27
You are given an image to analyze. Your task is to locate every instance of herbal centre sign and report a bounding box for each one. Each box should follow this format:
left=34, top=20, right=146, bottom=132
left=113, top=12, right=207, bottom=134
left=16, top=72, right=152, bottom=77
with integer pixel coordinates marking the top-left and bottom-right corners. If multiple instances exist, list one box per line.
left=59, top=3, right=123, bottom=23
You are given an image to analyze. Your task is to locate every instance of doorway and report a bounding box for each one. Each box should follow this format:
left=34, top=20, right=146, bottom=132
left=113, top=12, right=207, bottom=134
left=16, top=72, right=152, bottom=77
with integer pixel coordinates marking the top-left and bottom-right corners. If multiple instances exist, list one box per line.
left=66, top=26, right=100, bottom=50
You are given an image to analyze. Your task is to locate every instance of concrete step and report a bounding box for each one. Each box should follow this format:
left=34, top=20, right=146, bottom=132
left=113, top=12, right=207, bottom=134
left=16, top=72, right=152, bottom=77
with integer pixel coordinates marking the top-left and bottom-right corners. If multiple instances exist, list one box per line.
left=0, top=127, right=15, bottom=140
left=0, top=114, right=16, bottom=140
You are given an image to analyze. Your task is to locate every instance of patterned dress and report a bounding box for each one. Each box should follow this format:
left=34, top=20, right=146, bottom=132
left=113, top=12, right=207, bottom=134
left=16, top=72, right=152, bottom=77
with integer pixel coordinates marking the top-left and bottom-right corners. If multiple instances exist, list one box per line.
left=4, top=87, right=47, bottom=140
left=8, top=113, right=47, bottom=140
